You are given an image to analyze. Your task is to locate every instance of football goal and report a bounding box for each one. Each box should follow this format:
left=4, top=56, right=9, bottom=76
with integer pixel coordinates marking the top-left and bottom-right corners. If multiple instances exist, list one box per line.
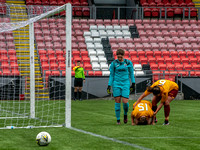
left=0, top=3, right=72, bottom=129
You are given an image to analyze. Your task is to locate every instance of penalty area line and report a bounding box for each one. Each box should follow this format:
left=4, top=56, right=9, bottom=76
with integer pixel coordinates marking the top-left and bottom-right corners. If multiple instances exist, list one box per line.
left=117, top=137, right=200, bottom=139
left=70, top=127, right=152, bottom=150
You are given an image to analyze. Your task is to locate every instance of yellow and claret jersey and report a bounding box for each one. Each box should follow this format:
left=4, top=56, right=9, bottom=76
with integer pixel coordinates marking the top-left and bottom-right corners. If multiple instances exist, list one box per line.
left=144, top=80, right=179, bottom=102
left=131, top=100, right=154, bottom=119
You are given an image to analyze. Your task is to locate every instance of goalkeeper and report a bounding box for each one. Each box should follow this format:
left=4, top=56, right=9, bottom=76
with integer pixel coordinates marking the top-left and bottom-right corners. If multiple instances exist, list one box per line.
left=107, top=49, right=135, bottom=125
left=73, top=61, right=85, bottom=101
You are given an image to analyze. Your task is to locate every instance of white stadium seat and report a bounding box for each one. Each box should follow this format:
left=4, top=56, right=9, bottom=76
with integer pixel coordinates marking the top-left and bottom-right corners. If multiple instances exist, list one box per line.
left=106, top=25, right=113, bottom=30
left=135, top=71, right=145, bottom=76
left=102, top=70, right=110, bottom=76
left=83, top=31, right=91, bottom=37
left=92, top=62, right=101, bottom=70
left=96, top=50, right=105, bottom=56
left=99, top=30, right=107, bottom=37
left=115, top=31, right=123, bottom=37
left=86, top=43, right=95, bottom=49
left=91, top=31, right=100, bottom=38
left=90, top=25, right=98, bottom=30
left=90, top=56, right=99, bottom=63
left=98, top=56, right=107, bottom=63
left=94, top=43, right=103, bottom=49
left=88, top=49, right=97, bottom=56
left=85, top=37, right=93, bottom=43
left=134, top=64, right=142, bottom=71
left=94, top=38, right=101, bottom=43
left=113, top=25, right=121, bottom=30
left=100, top=63, right=109, bottom=70
left=121, top=26, right=129, bottom=30
left=107, top=31, right=115, bottom=37
left=98, top=25, right=105, bottom=31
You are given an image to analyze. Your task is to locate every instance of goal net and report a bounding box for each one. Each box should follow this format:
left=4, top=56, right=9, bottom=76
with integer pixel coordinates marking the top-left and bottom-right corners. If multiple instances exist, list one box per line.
left=0, top=3, right=72, bottom=129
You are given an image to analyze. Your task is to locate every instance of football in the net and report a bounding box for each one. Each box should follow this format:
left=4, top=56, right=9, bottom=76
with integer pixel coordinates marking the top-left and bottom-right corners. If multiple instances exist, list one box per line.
left=36, top=131, right=51, bottom=146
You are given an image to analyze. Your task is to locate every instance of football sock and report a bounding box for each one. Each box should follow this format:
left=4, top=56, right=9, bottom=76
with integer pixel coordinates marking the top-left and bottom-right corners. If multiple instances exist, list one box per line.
left=123, top=102, right=129, bottom=115
left=78, top=91, right=82, bottom=100
left=164, top=105, right=170, bottom=118
left=115, top=103, right=121, bottom=121
left=165, top=119, right=169, bottom=124
left=74, top=92, right=77, bottom=99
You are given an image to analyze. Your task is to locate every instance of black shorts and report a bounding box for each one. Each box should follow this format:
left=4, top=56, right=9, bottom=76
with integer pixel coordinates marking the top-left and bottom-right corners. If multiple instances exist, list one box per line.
left=74, top=78, right=83, bottom=87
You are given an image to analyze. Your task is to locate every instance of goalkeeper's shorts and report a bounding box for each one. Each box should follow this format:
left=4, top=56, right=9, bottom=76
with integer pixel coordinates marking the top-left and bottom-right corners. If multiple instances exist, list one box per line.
left=113, top=86, right=130, bottom=99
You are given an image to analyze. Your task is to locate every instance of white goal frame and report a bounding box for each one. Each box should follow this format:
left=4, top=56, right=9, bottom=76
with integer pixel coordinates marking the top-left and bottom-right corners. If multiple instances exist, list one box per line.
left=0, top=3, right=72, bottom=129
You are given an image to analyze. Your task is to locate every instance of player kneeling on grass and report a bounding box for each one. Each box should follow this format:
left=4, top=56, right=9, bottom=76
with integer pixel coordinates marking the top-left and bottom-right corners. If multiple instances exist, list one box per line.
left=133, top=79, right=179, bottom=125
left=131, top=100, right=154, bottom=125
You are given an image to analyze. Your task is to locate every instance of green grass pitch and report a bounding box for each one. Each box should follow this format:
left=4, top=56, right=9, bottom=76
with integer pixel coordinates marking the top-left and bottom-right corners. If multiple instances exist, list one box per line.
left=0, top=100, right=200, bottom=150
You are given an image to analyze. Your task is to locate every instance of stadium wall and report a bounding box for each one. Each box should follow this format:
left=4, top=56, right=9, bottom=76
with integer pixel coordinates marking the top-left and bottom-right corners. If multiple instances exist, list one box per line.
left=48, top=77, right=200, bottom=100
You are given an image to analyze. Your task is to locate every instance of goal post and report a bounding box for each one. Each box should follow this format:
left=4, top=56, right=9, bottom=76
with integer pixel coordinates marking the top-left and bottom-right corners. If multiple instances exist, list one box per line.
left=65, top=3, right=72, bottom=128
left=0, top=3, right=72, bottom=129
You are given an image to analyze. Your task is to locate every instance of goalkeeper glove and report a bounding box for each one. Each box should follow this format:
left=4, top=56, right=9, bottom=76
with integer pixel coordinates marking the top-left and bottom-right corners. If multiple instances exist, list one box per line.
left=107, top=86, right=111, bottom=94
left=130, top=83, right=135, bottom=93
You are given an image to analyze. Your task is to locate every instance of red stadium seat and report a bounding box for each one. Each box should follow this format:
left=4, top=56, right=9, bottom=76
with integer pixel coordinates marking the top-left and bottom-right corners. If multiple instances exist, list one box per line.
left=181, top=57, right=189, bottom=65
left=167, top=64, right=175, bottom=71
left=159, top=64, right=167, bottom=70
left=88, top=71, right=94, bottom=76
left=148, top=57, right=156, bottom=64
left=82, top=8, right=90, bottom=17
left=157, top=57, right=164, bottom=64
left=52, top=71, right=60, bottom=76
left=193, top=64, right=200, bottom=71
left=2, top=69, right=11, bottom=76
left=26, top=0, right=34, bottom=5
left=146, top=51, right=154, bottom=58
left=94, top=71, right=102, bottom=76
left=154, top=51, right=162, bottom=57
left=150, top=64, right=159, bottom=70
left=11, top=69, right=20, bottom=76
left=165, top=57, right=173, bottom=65
left=50, top=63, right=59, bottom=70
left=84, top=64, right=92, bottom=70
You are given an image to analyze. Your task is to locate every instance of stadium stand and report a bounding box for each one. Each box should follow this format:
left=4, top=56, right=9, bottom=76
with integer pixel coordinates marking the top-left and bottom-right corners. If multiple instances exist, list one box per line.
left=140, top=0, right=197, bottom=18
left=0, top=17, right=20, bottom=76
left=26, top=0, right=90, bottom=17
left=34, top=17, right=200, bottom=81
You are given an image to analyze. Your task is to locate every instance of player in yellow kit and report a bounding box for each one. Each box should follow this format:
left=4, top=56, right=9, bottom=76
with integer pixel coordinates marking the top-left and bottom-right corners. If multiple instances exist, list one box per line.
left=131, top=100, right=154, bottom=125
left=134, top=79, right=179, bottom=125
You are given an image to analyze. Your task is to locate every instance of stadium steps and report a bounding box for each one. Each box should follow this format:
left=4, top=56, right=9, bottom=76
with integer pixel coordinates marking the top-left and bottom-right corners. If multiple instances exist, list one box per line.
left=101, top=38, right=114, bottom=65
left=8, top=3, right=50, bottom=101
left=193, top=0, right=200, bottom=14
left=6, top=0, right=25, bottom=4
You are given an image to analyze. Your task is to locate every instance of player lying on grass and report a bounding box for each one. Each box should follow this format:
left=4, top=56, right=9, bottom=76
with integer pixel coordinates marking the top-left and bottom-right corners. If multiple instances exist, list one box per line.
left=133, top=79, right=179, bottom=125
left=131, top=100, right=155, bottom=125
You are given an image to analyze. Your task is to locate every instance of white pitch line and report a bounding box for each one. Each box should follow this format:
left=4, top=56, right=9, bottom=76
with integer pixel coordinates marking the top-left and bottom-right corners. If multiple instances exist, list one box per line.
left=117, top=137, right=200, bottom=139
left=70, top=127, right=152, bottom=150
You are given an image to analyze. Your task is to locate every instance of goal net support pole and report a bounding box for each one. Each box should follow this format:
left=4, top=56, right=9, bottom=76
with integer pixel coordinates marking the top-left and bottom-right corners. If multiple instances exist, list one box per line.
left=29, top=22, right=35, bottom=119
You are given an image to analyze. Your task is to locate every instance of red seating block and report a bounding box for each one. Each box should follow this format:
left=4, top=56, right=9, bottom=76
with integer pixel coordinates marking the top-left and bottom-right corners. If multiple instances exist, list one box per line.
left=84, top=64, right=92, bottom=70
left=151, top=64, right=159, bottom=70
left=2, top=69, right=11, bottom=76
left=52, top=71, right=60, bottom=76
left=88, top=71, right=94, bottom=76
left=94, top=71, right=102, bottom=76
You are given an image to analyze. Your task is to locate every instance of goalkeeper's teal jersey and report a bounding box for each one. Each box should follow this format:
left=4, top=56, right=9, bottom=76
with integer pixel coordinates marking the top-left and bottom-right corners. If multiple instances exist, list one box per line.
left=108, top=59, right=135, bottom=87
